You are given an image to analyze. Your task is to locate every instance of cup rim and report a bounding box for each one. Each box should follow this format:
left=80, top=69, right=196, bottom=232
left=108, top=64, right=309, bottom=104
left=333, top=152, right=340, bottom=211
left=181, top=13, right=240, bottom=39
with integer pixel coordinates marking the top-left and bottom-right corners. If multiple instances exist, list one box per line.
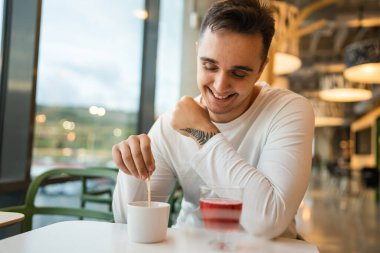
left=128, top=201, right=170, bottom=208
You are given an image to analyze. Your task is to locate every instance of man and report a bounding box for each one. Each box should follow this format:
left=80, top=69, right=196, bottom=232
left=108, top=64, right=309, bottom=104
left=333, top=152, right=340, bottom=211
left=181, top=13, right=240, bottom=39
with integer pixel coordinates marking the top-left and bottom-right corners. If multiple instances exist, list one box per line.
left=112, top=0, right=314, bottom=239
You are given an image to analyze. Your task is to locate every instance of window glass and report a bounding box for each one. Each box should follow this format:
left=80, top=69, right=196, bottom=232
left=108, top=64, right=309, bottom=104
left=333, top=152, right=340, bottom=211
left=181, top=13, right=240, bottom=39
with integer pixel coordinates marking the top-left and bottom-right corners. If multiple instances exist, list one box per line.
left=0, top=0, right=4, bottom=78
left=0, top=0, right=3, bottom=44
left=155, top=0, right=184, bottom=116
left=33, top=0, right=145, bottom=176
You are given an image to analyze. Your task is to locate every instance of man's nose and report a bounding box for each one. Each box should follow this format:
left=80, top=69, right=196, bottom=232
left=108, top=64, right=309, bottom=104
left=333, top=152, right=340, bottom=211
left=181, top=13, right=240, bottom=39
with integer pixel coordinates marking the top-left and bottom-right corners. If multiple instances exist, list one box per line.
left=213, top=72, right=231, bottom=92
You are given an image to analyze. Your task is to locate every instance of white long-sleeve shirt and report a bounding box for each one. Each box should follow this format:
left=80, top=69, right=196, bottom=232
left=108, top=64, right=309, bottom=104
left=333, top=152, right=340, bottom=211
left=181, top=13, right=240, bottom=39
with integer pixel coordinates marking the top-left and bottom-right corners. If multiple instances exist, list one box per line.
left=113, top=82, right=315, bottom=239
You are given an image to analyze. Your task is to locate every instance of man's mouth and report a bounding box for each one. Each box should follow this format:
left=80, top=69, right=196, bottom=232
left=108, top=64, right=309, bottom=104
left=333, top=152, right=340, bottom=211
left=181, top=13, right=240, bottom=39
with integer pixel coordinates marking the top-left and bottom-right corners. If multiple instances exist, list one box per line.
left=209, top=88, right=235, bottom=100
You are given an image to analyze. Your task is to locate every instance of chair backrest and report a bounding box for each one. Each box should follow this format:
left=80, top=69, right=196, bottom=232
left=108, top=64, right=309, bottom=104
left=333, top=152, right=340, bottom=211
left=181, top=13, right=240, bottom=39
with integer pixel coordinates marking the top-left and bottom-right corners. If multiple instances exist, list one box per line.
left=1, top=168, right=118, bottom=232
left=80, top=166, right=119, bottom=208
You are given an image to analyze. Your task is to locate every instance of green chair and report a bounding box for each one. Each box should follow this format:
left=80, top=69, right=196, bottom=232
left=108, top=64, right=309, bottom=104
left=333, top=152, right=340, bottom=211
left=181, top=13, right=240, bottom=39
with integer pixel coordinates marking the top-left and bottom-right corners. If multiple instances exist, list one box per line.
left=0, top=168, right=118, bottom=232
left=80, top=167, right=119, bottom=211
left=167, top=181, right=183, bottom=227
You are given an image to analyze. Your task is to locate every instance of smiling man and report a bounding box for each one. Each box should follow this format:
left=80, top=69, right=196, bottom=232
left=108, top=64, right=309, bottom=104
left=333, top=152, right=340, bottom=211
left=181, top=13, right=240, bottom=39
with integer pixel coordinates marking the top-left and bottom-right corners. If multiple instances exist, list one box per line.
left=112, top=0, right=314, bottom=239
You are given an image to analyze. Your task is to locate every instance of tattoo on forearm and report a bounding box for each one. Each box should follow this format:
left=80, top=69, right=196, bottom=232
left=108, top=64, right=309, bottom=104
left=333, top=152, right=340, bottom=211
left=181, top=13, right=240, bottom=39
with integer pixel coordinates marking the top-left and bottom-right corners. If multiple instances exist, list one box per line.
left=180, top=128, right=219, bottom=145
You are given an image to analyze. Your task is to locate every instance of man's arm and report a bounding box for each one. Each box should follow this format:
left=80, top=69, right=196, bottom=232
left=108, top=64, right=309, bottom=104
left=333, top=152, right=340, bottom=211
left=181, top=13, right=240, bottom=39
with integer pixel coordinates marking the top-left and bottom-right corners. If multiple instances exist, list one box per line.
left=190, top=97, right=315, bottom=238
left=171, top=95, right=314, bottom=238
left=171, top=96, right=220, bottom=147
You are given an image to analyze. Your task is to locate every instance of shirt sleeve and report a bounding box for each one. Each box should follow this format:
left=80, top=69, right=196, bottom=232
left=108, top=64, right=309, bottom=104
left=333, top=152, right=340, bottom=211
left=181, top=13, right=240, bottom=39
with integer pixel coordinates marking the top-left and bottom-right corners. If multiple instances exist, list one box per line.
left=112, top=116, right=177, bottom=223
left=190, top=97, right=315, bottom=238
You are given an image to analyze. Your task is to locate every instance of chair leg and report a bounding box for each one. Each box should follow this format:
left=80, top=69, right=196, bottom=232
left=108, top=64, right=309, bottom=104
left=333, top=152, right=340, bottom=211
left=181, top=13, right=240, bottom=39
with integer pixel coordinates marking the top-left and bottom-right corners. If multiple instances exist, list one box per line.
left=21, top=214, right=33, bottom=232
left=108, top=192, right=112, bottom=212
left=79, top=200, right=85, bottom=220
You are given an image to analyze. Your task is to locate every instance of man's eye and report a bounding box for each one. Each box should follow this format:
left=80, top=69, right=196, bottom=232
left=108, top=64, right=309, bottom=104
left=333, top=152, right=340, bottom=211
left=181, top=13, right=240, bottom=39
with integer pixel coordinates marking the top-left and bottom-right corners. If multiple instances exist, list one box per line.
left=231, top=70, right=247, bottom=79
left=203, top=62, right=218, bottom=71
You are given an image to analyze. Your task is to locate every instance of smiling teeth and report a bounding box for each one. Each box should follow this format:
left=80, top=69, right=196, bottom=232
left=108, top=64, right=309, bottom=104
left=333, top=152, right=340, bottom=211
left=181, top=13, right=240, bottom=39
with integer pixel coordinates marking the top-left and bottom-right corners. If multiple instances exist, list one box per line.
left=213, top=93, right=229, bottom=99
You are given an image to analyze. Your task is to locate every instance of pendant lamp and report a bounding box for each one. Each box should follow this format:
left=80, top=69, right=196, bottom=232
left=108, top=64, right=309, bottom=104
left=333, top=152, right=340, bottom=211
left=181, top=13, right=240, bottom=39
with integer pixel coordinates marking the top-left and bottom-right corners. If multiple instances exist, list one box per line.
left=343, top=39, right=380, bottom=84
left=319, top=74, right=372, bottom=102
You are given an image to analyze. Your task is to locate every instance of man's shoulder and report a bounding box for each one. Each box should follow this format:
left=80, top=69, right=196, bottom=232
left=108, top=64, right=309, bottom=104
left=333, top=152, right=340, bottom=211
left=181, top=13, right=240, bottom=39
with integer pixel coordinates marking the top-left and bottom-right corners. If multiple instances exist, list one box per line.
left=262, top=84, right=307, bottom=103
left=256, top=84, right=313, bottom=117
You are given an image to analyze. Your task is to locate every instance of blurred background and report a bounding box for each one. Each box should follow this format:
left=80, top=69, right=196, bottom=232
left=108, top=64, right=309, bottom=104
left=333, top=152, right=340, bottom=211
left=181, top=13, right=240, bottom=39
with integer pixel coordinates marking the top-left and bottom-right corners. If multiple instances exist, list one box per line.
left=0, top=0, right=379, bottom=252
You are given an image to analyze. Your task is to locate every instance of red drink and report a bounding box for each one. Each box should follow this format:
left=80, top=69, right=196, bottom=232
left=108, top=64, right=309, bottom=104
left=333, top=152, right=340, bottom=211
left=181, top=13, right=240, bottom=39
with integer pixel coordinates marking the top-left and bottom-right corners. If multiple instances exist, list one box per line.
left=200, top=198, right=242, bottom=231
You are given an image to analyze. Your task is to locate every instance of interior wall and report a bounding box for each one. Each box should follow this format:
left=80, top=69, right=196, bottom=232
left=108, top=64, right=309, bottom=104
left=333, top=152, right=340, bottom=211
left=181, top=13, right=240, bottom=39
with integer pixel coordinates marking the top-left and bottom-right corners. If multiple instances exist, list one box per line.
left=179, top=0, right=215, bottom=98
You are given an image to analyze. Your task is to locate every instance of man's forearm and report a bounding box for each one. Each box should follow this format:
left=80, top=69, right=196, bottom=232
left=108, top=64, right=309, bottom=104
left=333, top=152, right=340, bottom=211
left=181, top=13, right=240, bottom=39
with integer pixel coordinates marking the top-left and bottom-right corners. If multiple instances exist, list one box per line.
left=180, top=128, right=219, bottom=146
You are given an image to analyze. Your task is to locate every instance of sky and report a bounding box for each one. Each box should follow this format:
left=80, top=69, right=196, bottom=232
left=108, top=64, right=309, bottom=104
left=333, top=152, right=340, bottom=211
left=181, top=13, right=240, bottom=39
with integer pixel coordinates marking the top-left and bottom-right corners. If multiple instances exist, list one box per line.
left=36, top=0, right=182, bottom=115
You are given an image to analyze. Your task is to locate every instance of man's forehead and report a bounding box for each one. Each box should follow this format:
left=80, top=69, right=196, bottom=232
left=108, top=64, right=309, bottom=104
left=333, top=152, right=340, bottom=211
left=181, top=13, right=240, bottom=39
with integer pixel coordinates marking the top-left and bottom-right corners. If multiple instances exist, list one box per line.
left=198, top=28, right=264, bottom=56
left=197, top=28, right=265, bottom=68
left=199, top=27, right=263, bottom=45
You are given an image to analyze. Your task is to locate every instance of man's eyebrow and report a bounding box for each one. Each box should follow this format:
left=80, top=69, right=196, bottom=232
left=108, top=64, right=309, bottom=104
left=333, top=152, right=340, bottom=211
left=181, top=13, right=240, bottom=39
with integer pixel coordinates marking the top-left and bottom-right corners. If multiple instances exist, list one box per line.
left=200, top=57, right=217, bottom=64
left=200, top=57, right=253, bottom=72
left=231, top=66, right=253, bottom=72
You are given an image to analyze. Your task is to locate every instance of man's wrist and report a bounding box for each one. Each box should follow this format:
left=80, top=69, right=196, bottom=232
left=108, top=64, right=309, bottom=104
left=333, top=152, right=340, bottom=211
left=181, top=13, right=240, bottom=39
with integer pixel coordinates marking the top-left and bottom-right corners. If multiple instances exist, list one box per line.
left=180, top=127, right=220, bottom=146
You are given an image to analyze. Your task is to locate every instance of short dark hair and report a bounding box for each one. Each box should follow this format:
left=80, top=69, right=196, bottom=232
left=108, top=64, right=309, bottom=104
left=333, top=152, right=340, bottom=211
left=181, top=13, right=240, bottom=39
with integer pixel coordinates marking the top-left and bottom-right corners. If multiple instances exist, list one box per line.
left=199, top=0, right=275, bottom=63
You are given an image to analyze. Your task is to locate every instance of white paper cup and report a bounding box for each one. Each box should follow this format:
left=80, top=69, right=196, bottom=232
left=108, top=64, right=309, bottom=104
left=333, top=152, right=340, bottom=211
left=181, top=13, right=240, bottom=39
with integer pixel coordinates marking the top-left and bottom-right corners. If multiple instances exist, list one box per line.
left=127, top=201, right=170, bottom=243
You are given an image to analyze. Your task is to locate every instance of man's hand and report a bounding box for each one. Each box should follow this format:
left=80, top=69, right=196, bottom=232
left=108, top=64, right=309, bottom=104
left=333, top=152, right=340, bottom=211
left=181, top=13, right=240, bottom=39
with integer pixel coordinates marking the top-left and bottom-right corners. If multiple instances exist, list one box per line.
left=112, top=134, right=154, bottom=179
left=171, top=96, right=220, bottom=146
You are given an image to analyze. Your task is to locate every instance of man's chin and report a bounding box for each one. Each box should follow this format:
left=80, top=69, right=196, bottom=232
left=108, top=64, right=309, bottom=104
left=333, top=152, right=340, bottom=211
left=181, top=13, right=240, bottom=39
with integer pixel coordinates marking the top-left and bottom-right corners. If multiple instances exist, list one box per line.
left=208, top=107, right=234, bottom=118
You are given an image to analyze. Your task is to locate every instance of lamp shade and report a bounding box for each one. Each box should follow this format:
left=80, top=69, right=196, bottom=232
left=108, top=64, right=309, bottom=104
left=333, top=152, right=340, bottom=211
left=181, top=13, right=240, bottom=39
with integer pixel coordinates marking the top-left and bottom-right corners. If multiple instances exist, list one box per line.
left=319, top=88, right=372, bottom=102
left=310, top=99, right=346, bottom=127
left=274, top=52, right=302, bottom=75
left=343, top=39, right=380, bottom=83
left=272, top=1, right=302, bottom=76
left=315, top=116, right=345, bottom=127
left=319, top=74, right=372, bottom=102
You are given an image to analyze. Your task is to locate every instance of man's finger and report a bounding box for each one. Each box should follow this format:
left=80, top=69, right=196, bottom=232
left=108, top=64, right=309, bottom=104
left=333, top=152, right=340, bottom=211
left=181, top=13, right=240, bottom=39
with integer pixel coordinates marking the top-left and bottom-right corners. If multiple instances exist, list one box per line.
left=139, top=134, right=155, bottom=172
left=128, top=136, right=149, bottom=180
left=112, top=144, right=131, bottom=175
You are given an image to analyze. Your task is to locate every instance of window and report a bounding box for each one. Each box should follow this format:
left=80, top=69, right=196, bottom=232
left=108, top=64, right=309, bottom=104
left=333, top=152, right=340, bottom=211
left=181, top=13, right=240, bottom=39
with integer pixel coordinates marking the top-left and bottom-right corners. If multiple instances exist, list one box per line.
left=355, top=127, right=372, bottom=155
left=155, top=0, right=184, bottom=116
left=33, top=0, right=145, bottom=176
left=0, top=1, right=4, bottom=49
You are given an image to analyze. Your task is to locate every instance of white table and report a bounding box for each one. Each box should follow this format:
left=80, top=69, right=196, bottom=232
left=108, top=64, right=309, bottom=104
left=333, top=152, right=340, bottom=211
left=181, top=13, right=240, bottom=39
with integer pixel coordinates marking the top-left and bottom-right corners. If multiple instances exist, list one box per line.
left=0, top=221, right=319, bottom=253
left=0, top=211, right=24, bottom=228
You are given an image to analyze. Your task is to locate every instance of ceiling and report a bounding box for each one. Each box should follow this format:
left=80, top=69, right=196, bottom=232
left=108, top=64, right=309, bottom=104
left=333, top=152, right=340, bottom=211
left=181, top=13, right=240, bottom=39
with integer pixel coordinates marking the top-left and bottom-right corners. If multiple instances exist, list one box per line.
left=277, top=0, right=380, bottom=120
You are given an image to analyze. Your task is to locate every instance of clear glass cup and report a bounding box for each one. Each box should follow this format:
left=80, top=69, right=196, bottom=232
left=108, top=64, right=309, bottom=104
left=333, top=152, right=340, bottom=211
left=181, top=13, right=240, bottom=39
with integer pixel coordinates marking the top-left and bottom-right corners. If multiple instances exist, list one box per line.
left=200, top=185, right=244, bottom=251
